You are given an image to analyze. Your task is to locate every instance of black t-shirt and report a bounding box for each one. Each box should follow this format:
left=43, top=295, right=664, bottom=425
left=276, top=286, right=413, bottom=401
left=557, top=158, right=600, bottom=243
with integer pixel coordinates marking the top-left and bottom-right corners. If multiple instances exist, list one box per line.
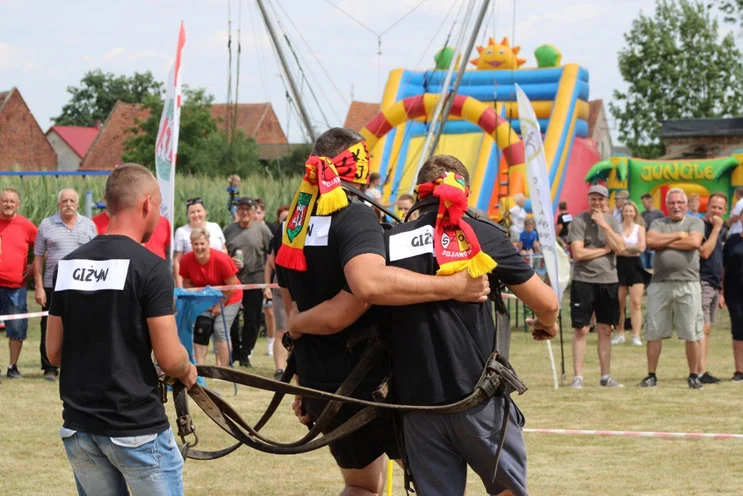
left=556, top=212, right=572, bottom=237
left=49, top=235, right=174, bottom=437
left=276, top=202, right=387, bottom=390
left=723, top=234, right=743, bottom=296
left=700, top=220, right=725, bottom=288
left=381, top=212, right=534, bottom=405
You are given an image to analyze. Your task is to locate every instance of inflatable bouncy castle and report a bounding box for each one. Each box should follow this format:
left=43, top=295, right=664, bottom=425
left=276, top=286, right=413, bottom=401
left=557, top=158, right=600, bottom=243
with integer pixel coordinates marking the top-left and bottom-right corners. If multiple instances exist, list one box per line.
left=359, top=38, right=600, bottom=219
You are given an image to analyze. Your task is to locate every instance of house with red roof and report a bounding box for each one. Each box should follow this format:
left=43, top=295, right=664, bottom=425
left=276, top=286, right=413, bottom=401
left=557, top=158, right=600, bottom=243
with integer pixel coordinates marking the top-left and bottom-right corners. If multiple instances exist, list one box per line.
left=46, top=125, right=100, bottom=171
left=0, top=88, right=57, bottom=171
left=80, top=101, right=150, bottom=170
left=343, top=101, right=380, bottom=133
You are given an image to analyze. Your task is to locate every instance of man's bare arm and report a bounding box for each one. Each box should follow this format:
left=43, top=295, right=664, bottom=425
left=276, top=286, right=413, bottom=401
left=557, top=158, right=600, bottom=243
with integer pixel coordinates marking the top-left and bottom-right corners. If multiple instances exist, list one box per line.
left=344, top=253, right=489, bottom=306
left=46, top=315, right=64, bottom=366
left=288, top=290, right=370, bottom=337
left=700, top=224, right=723, bottom=259
left=646, top=230, right=680, bottom=250
left=508, top=274, right=560, bottom=340
left=148, top=315, right=197, bottom=388
left=570, top=241, right=610, bottom=261
left=667, top=232, right=703, bottom=251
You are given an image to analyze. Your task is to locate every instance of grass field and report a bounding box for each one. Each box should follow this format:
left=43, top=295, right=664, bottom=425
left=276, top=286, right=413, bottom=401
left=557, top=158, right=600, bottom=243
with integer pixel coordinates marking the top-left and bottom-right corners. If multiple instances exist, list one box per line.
left=1, top=295, right=741, bottom=495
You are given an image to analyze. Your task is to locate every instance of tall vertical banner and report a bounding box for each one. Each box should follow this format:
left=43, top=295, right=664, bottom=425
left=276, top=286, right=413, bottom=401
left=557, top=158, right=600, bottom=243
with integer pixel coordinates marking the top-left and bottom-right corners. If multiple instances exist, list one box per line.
left=516, top=84, right=571, bottom=388
left=156, top=21, right=186, bottom=262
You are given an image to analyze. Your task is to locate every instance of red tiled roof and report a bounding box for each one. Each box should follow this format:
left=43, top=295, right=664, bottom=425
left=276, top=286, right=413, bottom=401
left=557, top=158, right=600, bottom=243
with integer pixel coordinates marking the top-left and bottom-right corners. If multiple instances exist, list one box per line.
left=588, top=99, right=603, bottom=138
left=343, top=101, right=380, bottom=132
left=0, top=87, right=58, bottom=170
left=80, top=101, right=150, bottom=170
left=46, top=126, right=99, bottom=159
left=210, top=103, right=288, bottom=144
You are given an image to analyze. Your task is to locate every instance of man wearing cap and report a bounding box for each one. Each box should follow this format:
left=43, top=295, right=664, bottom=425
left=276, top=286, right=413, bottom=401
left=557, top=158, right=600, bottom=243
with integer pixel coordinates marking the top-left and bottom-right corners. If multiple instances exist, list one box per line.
left=568, top=184, right=626, bottom=388
left=223, top=197, right=273, bottom=367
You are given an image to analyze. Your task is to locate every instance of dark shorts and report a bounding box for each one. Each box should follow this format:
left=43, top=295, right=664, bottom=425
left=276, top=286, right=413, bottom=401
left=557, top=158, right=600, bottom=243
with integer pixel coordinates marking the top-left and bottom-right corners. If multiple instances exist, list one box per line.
left=0, top=286, right=28, bottom=340
left=193, top=315, right=214, bottom=346
left=726, top=290, right=743, bottom=341
left=304, top=393, right=401, bottom=470
left=616, top=256, right=645, bottom=287
left=403, top=397, right=528, bottom=496
left=570, top=280, right=619, bottom=328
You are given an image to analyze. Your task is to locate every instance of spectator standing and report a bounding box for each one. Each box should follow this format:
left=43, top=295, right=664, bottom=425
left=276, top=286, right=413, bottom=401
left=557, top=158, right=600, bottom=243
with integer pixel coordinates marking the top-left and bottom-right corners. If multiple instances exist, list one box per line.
left=254, top=198, right=276, bottom=357
left=517, top=218, right=540, bottom=255
left=722, top=227, right=743, bottom=382
left=396, top=193, right=415, bottom=221
left=726, top=186, right=743, bottom=235
left=264, top=205, right=290, bottom=378
left=611, top=201, right=646, bottom=347
left=173, top=198, right=226, bottom=287
left=640, top=193, right=665, bottom=269
left=33, top=189, right=97, bottom=381
left=226, top=174, right=241, bottom=221
left=179, top=228, right=242, bottom=367
left=612, top=190, right=629, bottom=223
left=687, top=193, right=704, bottom=218
left=697, top=193, right=727, bottom=384
left=0, top=188, right=37, bottom=381
left=641, top=188, right=706, bottom=389
left=93, top=207, right=171, bottom=260
left=223, top=197, right=273, bottom=367
left=556, top=201, right=572, bottom=248
left=367, top=172, right=383, bottom=203
left=568, top=184, right=626, bottom=388
left=509, top=193, right=527, bottom=241
left=45, top=164, right=196, bottom=494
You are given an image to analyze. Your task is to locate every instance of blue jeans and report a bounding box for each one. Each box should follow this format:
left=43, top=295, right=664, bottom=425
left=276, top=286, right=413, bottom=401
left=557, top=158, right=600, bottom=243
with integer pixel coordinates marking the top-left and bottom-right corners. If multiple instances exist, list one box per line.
left=641, top=250, right=654, bottom=270
left=61, top=429, right=184, bottom=496
left=0, top=286, right=27, bottom=339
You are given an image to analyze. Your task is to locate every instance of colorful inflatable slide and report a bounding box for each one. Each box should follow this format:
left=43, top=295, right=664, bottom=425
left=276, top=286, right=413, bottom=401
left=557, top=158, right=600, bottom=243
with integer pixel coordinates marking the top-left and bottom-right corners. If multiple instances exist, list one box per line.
left=359, top=38, right=600, bottom=219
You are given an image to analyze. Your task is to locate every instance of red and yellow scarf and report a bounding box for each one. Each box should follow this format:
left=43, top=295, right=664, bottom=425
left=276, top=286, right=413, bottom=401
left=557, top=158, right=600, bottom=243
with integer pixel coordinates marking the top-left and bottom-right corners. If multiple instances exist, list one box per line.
left=276, top=141, right=370, bottom=271
left=415, top=172, right=496, bottom=277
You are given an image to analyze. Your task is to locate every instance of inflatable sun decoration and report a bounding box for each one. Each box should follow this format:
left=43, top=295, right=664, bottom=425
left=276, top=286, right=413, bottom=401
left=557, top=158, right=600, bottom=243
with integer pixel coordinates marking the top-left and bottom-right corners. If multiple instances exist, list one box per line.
left=470, top=37, right=527, bottom=71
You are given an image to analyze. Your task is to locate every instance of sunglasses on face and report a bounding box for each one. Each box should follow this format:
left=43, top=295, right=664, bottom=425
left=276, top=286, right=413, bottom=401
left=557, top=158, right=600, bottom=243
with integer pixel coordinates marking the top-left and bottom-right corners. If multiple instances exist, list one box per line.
left=186, top=197, right=204, bottom=207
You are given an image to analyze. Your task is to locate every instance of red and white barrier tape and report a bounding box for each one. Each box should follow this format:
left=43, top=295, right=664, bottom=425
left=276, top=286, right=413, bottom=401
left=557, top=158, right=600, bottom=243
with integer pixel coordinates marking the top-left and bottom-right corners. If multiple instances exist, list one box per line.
left=0, top=311, right=48, bottom=322
left=523, top=428, right=743, bottom=440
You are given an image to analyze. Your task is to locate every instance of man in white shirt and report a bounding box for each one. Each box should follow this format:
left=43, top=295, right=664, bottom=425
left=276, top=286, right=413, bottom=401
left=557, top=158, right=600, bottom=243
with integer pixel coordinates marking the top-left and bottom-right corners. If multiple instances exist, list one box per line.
left=726, top=187, right=743, bottom=235
left=509, top=193, right=527, bottom=242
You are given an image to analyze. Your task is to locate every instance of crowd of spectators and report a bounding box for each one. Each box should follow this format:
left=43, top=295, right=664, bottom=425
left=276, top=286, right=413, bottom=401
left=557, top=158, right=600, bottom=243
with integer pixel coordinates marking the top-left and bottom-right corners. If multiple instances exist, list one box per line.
left=0, top=177, right=291, bottom=382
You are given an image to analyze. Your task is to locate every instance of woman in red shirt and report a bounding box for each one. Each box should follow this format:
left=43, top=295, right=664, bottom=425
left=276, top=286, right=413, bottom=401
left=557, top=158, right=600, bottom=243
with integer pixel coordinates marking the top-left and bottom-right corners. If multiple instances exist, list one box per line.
left=179, top=228, right=242, bottom=366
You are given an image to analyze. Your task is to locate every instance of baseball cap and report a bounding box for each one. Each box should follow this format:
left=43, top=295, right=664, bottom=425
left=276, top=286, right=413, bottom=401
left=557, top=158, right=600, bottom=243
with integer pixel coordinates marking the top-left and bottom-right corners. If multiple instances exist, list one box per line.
left=237, top=197, right=255, bottom=207
left=587, top=185, right=609, bottom=198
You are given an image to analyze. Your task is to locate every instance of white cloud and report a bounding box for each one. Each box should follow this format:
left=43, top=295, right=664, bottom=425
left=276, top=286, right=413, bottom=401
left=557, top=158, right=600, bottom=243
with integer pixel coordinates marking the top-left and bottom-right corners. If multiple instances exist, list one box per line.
left=0, top=43, right=35, bottom=70
left=82, top=47, right=126, bottom=65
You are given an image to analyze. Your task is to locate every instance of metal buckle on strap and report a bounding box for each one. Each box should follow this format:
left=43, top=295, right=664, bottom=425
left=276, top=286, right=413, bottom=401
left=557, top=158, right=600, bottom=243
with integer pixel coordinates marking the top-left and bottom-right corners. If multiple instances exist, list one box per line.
left=483, top=354, right=528, bottom=397
left=177, top=415, right=198, bottom=448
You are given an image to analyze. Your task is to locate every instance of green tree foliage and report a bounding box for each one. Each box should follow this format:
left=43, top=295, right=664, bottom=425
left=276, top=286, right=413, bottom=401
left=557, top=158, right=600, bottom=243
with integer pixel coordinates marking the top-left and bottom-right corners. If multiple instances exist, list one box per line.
left=53, top=70, right=163, bottom=127
left=121, top=87, right=263, bottom=176
left=267, top=143, right=313, bottom=177
left=610, top=0, right=743, bottom=158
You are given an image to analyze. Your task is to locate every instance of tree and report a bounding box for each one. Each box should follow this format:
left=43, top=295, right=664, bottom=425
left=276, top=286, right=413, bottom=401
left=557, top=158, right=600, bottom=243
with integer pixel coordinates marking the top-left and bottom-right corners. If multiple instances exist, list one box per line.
left=610, top=0, right=743, bottom=158
left=54, top=70, right=163, bottom=127
left=267, top=143, right=313, bottom=177
left=710, top=0, right=743, bottom=23
left=121, top=87, right=262, bottom=176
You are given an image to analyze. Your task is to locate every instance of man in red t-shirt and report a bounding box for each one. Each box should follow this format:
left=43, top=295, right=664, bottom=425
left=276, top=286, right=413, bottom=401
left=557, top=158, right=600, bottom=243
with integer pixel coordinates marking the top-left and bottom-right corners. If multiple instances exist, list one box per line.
left=0, top=188, right=38, bottom=380
left=93, top=209, right=171, bottom=260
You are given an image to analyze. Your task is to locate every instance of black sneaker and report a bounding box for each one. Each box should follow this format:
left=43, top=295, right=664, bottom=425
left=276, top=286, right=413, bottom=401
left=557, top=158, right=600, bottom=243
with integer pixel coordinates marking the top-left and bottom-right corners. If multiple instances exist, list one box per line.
left=273, top=369, right=284, bottom=380
left=698, top=372, right=721, bottom=384
left=731, top=372, right=743, bottom=383
left=239, top=359, right=252, bottom=368
left=639, top=374, right=657, bottom=387
left=688, top=375, right=704, bottom=389
left=6, top=365, right=23, bottom=379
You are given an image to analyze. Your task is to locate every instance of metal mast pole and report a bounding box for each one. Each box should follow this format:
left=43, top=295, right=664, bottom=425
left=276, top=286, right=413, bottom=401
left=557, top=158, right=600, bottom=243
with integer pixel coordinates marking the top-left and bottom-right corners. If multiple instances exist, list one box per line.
left=426, top=0, right=491, bottom=159
left=256, top=0, right=317, bottom=141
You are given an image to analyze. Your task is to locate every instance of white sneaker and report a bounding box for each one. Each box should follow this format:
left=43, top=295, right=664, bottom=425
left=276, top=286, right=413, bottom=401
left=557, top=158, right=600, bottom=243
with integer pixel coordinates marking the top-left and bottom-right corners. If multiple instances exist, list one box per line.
left=611, top=334, right=626, bottom=345
left=632, top=336, right=643, bottom=346
left=570, top=376, right=584, bottom=389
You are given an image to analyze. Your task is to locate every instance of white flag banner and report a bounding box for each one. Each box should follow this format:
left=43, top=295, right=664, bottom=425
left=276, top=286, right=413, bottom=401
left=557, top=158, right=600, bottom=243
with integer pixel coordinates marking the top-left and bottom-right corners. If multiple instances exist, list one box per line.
left=156, top=21, right=186, bottom=261
left=515, top=84, right=570, bottom=302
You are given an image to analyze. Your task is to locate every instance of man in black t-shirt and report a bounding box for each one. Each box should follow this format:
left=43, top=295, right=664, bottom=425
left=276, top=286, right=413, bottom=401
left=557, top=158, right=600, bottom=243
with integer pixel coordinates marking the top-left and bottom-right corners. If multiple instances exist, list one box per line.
left=276, top=129, right=490, bottom=495
left=46, top=164, right=196, bottom=496
left=698, top=192, right=727, bottom=384
left=289, top=155, right=559, bottom=496
left=555, top=201, right=572, bottom=248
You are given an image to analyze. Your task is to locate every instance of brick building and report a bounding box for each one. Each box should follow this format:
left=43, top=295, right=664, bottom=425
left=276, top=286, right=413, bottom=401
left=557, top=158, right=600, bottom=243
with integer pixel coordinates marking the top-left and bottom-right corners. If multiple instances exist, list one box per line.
left=343, top=101, right=380, bottom=132
left=210, top=103, right=291, bottom=161
left=46, top=125, right=100, bottom=171
left=80, top=101, right=149, bottom=170
left=660, top=118, right=743, bottom=158
left=0, top=88, right=57, bottom=170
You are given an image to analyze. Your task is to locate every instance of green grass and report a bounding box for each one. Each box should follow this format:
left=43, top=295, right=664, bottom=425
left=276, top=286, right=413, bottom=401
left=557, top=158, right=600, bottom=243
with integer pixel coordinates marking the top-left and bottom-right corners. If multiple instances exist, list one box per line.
left=1, top=295, right=741, bottom=495
left=0, top=173, right=301, bottom=228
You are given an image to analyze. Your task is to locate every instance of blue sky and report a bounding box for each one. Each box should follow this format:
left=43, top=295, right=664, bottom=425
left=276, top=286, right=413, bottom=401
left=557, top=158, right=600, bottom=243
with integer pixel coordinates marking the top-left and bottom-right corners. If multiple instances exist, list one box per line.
left=0, top=0, right=729, bottom=144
